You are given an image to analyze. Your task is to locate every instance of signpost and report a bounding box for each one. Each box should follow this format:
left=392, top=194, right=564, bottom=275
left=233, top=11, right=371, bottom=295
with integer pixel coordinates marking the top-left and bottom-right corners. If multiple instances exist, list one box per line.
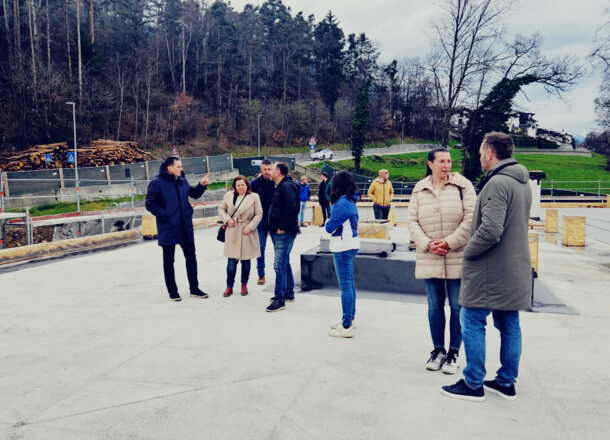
left=309, top=136, right=316, bottom=152
left=171, top=146, right=179, bottom=157
left=66, top=101, right=80, bottom=212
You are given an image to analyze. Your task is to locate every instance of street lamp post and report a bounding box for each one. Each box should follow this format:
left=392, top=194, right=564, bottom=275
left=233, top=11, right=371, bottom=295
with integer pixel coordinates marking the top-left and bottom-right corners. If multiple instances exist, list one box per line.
left=401, top=117, right=405, bottom=143
left=66, top=102, right=80, bottom=213
left=257, top=114, right=262, bottom=157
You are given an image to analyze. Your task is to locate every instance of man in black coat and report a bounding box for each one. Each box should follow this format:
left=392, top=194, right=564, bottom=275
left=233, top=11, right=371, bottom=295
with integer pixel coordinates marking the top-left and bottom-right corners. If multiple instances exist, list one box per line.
left=266, top=162, right=300, bottom=312
left=318, top=172, right=331, bottom=226
left=250, top=159, right=275, bottom=285
left=145, top=156, right=210, bottom=301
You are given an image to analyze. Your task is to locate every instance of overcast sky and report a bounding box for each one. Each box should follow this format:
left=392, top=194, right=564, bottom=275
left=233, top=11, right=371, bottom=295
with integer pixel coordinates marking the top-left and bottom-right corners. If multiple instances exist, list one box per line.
left=228, top=0, right=609, bottom=139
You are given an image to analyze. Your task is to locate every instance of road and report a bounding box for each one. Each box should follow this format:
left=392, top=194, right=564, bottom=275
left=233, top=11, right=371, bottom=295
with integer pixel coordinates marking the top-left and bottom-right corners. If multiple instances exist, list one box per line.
left=295, top=142, right=440, bottom=166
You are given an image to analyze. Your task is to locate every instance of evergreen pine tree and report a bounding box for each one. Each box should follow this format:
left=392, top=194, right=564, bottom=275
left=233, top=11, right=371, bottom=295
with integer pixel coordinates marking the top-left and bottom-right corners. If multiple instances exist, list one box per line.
left=351, top=79, right=370, bottom=173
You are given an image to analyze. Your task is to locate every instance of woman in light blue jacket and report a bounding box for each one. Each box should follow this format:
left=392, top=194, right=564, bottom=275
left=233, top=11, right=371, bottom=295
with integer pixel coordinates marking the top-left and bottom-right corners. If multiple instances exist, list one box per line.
left=325, top=171, right=360, bottom=338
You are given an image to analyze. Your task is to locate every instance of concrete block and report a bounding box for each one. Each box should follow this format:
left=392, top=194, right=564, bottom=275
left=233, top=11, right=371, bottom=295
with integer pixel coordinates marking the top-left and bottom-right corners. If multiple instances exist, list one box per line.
left=142, top=214, right=157, bottom=238
left=545, top=208, right=558, bottom=233
left=357, top=222, right=392, bottom=239
left=300, top=246, right=425, bottom=294
left=528, top=231, right=539, bottom=275
left=562, top=215, right=585, bottom=247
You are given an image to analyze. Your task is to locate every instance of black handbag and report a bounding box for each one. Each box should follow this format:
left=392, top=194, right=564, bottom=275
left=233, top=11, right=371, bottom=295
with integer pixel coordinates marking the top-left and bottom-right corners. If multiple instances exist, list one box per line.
left=217, top=194, right=247, bottom=243
left=216, top=224, right=227, bottom=242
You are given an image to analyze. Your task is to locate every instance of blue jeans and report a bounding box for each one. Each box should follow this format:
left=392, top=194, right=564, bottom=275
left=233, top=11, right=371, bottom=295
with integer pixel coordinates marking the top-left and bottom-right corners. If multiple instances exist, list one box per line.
left=299, top=201, right=308, bottom=223
left=256, top=223, right=270, bottom=277
left=461, top=307, right=522, bottom=389
left=226, top=258, right=251, bottom=287
left=373, top=204, right=390, bottom=220
left=270, top=231, right=296, bottom=301
left=424, top=278, right=462, bottom=351
left=333, top=249, right=359, bottom=328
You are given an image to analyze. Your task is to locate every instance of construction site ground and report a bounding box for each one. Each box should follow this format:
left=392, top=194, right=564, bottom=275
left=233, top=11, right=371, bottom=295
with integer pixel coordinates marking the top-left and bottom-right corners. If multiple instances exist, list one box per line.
left=1, top=208, right=610, bottom=439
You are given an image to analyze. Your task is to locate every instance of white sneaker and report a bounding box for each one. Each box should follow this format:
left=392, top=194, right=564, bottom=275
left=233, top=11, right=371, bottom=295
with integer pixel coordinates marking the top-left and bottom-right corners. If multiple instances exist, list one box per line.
left=330, top=320, right=356, bottom=330
left=441, top=351, right=459, bottom=374
left=426, top=348, right=446, bottom=371
left=328, top=325, right=355, bottom=338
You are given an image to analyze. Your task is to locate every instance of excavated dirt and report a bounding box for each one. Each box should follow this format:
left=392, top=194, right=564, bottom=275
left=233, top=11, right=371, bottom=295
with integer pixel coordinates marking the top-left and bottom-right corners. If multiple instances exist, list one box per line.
left=4, top=226, right=55, bottom=248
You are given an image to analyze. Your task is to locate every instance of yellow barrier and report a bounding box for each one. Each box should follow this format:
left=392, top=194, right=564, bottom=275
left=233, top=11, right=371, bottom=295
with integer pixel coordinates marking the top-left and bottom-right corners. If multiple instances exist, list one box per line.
left=562, top=215, right=586, bottom=247
left=143, top=214, right=219, bottom=239
left=0, top=229, right=142, bottom=265
left=314, top=205, right=324, bottom=226
left=142, top=214, right=157, bottom=238
left=545, top=208, right=558, bottom=233
left=528, top=231, right=539, bottom=275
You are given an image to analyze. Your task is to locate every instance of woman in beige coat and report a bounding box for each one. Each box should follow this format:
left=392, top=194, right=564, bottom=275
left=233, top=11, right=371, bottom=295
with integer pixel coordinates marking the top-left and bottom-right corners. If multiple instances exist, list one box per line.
left=407, top=148, right=476, bottom=374
left=218, top=176, right=263, bottom=297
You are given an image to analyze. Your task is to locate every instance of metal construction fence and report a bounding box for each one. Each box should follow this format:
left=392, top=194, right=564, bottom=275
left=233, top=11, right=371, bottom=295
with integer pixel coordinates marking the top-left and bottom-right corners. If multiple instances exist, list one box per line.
left=320, top=164, right=610, bottom=199
left=321, top=164, right=416, bottom=196
left=0, top=154, right=297, bottom=212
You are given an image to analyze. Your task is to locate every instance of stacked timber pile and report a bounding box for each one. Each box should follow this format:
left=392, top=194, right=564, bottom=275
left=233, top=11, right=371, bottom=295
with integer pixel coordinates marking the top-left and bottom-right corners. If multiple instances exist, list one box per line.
left=0, top=140, right=157, bottom=171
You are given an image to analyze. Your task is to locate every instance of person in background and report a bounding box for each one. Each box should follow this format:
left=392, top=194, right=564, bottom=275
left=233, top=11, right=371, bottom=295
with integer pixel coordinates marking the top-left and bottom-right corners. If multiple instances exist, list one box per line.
left=145, top=156, right=210, bottom=302
left=218, top=176, right=263, bottom=297
left=325, top=172, right=334, bottom=214
left=367, top=169, right=394, bottom=220
left=318, top=172, right=331, bottom=226
left=250, top=159, right=275, bottom=285
left=266, top=162, right=300, bottom=312
left=298, top=175, right=311, bottom=227
left=325, top=171, right=360, bottom=338
left=441, top=132, right=532, bottom=402
left=408, top=147, right=476, bottom=374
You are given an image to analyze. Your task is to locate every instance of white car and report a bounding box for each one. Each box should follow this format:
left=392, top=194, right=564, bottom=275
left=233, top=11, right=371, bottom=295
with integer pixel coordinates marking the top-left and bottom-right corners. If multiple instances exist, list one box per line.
left=311, top=149, right=333, bottom=160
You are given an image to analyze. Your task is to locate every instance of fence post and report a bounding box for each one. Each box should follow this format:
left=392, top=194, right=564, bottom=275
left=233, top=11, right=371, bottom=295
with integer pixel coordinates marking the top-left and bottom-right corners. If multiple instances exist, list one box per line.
left=131, top=177, right=135, bottom=209
left=550, top=180, right=554, bottom=198
left=26, top=208, right=32, bottom=246
left=1, top=171, right=9, bottom=199
left=106, top=165, right=111, bottom=185
left=58, top=168, right=65, bottom=189
left=599, top=179, right=602, bottom=197
left=0, top=172, right=4, bottom=213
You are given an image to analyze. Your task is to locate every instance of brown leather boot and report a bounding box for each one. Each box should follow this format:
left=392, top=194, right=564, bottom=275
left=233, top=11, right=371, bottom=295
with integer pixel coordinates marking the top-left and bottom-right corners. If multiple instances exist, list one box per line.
left=241, top=283, right=248, bottom=296
left=223, top=287, right=233, bottom=297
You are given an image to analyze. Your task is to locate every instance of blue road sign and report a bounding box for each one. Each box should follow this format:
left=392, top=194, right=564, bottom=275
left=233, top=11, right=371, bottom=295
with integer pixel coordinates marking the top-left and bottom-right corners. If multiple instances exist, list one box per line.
left=44, top=154, right=52, bottom=163
left=67, top=152, right=75, bottom=164
left=310, top=144, right=315, bottom=151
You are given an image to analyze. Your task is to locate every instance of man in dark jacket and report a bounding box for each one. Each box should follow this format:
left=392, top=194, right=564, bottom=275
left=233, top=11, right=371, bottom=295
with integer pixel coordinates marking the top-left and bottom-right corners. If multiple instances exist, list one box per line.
left=145, top=157, right=210, bottom=301
left=250, top=159, right=275, bottom=285
left=442, top=132, right=532, bottom=402
left=318, top=172, right=331, bottom=226
left=266, top=162, right=300, bottom=312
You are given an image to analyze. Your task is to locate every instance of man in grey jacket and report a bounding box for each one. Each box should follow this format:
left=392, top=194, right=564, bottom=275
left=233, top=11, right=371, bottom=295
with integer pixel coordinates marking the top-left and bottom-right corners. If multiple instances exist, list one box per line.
left=441, top=132, right=532, bottom=402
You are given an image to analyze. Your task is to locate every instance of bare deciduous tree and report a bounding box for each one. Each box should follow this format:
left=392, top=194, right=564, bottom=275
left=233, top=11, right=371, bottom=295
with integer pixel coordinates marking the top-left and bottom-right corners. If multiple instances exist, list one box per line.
left=429, top=0, right=515, bottom=145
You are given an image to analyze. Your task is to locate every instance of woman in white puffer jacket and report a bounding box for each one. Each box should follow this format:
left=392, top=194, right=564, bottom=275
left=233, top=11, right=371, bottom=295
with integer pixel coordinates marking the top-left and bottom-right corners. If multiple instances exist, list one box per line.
left=408, top=148, right=476, bottom=374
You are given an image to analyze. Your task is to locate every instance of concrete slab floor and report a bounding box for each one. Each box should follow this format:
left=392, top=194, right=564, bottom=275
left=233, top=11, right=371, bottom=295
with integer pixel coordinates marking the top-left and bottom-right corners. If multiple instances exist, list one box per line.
left=1, top=219, right=610, bottom=440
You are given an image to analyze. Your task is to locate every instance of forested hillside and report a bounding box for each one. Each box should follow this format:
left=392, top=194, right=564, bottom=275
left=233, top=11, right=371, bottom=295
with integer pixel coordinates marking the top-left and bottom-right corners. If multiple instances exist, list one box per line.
left=0, top=0, right=417, bottom=152
left=0, top=0, right=582, bottom=158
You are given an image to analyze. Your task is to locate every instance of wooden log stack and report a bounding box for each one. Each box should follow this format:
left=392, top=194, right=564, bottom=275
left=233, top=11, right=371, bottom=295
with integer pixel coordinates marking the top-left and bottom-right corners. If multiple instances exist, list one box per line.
left=0, top=140, right=158, bottom=172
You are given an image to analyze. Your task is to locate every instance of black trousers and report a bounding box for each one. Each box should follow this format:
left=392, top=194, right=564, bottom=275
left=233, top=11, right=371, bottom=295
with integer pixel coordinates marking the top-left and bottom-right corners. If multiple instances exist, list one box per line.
left=321, top=204, right=331, bottom=223
left=162, top=239, right=198, bottom=294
